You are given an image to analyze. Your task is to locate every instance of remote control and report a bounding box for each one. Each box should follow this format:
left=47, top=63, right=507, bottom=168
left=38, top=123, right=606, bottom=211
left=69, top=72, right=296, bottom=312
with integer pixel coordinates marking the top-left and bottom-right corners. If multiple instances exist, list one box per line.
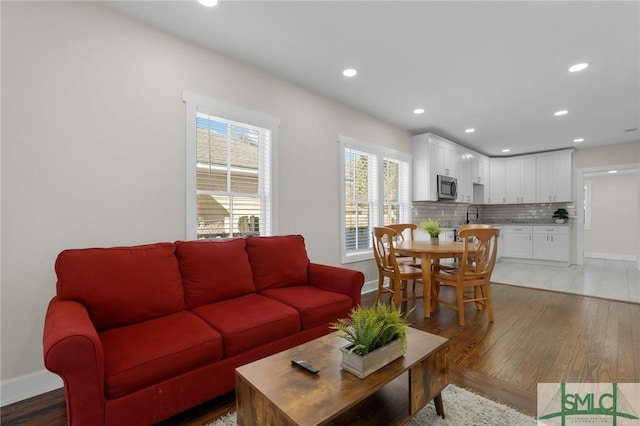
left=291, top=359, right=319, bottom=374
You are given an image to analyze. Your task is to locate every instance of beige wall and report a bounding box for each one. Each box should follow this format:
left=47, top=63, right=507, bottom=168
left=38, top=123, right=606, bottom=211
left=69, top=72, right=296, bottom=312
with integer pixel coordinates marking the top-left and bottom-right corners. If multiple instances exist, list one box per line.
left=584, top=172, right=639, bottom=257
left=574, top=140, right=640, bottom=168
left=0, top=2, right=408, bottom=390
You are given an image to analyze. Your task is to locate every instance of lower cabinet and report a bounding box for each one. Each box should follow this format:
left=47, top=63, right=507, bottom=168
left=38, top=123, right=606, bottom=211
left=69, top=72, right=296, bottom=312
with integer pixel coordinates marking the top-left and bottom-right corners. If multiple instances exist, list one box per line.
left=502, top=226, right=533, bottom=259
left=532, top=226, right=570, bottom=262
left=500, top=225, right=570, bottom=265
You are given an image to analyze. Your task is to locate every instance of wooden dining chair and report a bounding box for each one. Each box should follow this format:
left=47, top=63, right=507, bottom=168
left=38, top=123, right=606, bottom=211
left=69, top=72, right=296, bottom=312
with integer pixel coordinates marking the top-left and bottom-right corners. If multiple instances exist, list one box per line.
left=371, top=227, right=423, bottom=308
left=431, top=227, right=499, bottom=326
left=387, top=223, right=421, bottom=266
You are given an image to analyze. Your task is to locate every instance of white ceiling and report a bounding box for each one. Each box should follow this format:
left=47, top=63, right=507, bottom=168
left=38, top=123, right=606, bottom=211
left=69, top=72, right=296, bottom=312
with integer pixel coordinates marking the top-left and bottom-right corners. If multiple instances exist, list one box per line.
left=105, top=1, right=640, bottom=157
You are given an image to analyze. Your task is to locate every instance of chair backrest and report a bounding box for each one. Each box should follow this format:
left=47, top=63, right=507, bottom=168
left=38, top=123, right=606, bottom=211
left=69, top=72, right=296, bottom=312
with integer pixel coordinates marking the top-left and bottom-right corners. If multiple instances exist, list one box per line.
left=372, top=227, right=400, bottom=273
left=459, top=224, right=494, bottom=232
left=458, top=227, right=500, bottom=277
left=386, top=223, right=417, bottom=243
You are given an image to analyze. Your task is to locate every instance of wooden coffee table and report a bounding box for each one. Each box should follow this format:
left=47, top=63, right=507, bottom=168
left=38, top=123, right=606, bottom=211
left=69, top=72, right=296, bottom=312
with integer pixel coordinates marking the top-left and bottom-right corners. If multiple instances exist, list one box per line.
left=235, top=327, right=449, bottom=425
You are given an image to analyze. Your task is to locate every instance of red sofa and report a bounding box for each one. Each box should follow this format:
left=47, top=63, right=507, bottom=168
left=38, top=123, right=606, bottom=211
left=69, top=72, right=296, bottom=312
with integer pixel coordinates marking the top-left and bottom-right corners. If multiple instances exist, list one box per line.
left=43, top=235, right=364, bottom=426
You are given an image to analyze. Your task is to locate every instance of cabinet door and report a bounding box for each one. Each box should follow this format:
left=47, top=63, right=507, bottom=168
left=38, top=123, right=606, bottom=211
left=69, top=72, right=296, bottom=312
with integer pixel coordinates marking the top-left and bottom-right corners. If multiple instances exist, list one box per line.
left=536, top=155, right=554, bottom=202
left=458, top=152, right=472, bottom=202
left=504, top=226, right=533, bottom=259
left=505, top=159, right=521, bottom=203
left=489, top=160, right=506, bottom=204
left=532, top=234, right=550, bottom=260
left=553, top=153, right=572, bottom=202
left=521, top=157, right=536, bottom=203
left=411, top=136, right=436, bottom=201
left=536, top=152, right=572, bottom=202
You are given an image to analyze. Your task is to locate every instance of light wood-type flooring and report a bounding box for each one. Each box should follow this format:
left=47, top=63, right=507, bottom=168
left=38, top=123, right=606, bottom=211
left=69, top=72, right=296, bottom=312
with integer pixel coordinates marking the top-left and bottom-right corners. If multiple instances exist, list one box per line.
left=2, top=283, right=639, bottom=425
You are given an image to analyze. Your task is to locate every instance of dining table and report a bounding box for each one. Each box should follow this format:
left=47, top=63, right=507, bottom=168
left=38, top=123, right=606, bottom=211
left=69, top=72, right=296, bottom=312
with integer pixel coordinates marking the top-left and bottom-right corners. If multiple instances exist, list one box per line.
left=393, top=240, right=472, bottom=318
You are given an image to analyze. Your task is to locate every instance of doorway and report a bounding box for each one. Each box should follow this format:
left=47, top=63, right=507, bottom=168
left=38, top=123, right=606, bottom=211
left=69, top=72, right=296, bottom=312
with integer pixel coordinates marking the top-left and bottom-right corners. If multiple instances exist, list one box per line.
left=575, top=163, right=640, bottom=269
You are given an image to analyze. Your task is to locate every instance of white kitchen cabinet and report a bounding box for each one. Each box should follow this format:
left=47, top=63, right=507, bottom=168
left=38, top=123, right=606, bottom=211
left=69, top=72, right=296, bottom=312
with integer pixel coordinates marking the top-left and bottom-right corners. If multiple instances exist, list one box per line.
left=532, top=226, right=570, bottom=262
left=435, top=140, right=459, bottom=178
left=489, top=159, right=506, bottom=204
left=458, top=150, right=473, bottom=203
left=505, top=157, right=536, bottom=204
left=471, top=156, right=490, bottom=185
left=411, top=134, right=437, bottom=201
left=495, top=226, right=505, bottom=259
left=502, top=226, right=533, bottom=259
left=536, top=150, right=573, bottom=202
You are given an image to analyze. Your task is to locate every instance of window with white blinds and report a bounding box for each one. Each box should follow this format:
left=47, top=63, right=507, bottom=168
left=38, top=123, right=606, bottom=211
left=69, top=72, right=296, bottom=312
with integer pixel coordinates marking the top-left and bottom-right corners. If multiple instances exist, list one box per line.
left=184, top=92, right=279, bottom=239
left=339, top=136, right=411, bottom=263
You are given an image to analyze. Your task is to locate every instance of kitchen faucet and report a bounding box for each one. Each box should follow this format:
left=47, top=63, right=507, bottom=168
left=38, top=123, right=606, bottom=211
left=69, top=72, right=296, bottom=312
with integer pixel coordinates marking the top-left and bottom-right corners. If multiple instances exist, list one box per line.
left=466, top=205, right=479, bottom=224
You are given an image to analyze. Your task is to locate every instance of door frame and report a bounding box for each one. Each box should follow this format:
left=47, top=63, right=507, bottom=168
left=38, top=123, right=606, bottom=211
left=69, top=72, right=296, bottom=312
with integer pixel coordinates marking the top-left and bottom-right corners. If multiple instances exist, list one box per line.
left=575, top=162, right=640, bottom=268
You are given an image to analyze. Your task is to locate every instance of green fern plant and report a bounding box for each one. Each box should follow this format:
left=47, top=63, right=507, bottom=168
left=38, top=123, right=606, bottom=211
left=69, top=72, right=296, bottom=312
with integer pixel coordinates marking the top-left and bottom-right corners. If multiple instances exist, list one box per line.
left=420, top=218, right=441, bottom=238
left=330, top=303, right=412, bottom=356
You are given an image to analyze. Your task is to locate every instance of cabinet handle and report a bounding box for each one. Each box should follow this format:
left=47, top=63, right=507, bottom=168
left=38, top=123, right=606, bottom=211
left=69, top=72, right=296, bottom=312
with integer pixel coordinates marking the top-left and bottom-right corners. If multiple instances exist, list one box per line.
left=503, top=197, right=506, bottom=203
left=529, top=235, right=531, bottom=241
left=554, top=195, right=557, bottom=201
left=546, top=235, right=549, bottom=241
left=551, top=235, right=554, bottom=242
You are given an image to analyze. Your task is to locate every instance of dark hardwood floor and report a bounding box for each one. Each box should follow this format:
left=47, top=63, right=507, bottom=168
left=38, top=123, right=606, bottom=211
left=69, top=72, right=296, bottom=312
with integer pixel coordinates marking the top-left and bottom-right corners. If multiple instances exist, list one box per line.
left=3, top=283, right=639, bottom=425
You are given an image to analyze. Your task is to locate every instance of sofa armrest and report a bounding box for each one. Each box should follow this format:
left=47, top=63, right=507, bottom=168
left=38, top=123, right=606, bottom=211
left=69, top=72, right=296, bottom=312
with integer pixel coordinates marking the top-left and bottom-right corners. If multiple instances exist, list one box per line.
left=43, top=297, right=106, bottom=426
left=308, top=263, right=364, bottom=307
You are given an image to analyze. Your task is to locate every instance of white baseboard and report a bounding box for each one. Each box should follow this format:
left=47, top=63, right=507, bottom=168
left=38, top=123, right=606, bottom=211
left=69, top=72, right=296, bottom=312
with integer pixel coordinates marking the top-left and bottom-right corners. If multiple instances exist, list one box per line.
left=584, top=252, right=637, bottom=262
left=1, top=369, right=62, bottom=407
left=362, top=278, right=382, bottom=295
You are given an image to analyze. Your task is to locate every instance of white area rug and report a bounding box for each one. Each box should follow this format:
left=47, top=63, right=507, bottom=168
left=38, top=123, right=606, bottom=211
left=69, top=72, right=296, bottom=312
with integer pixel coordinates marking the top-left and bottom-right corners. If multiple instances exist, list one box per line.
left=206, top=384, right=536, bottom=426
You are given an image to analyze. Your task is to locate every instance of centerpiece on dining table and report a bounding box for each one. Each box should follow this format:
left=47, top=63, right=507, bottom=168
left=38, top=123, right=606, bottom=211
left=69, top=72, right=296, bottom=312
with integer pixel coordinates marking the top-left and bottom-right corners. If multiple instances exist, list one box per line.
left=420, top=218, right=441, bottom=245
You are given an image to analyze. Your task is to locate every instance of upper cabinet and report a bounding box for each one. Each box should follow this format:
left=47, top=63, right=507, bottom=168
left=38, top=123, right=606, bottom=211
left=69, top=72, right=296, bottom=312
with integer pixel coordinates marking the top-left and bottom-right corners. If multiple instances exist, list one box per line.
left=536, top=150, right=573, bottom=202
left=488, top=149, right=574, bottom=204
left=411, top=133, right=437, bottom=201
left=489, top=159, right=506, bottom=204
left=505, top=156, right=536, bottom=203
left=412, top=133, right=572, bottom=204
left=435, top=139, right=459, bottom=177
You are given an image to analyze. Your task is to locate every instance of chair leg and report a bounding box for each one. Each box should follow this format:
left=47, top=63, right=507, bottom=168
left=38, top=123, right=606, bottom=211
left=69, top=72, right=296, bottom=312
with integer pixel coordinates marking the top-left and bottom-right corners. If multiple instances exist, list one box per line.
left=375, top=275, right=384, bottom=304
left=484, top=283, right=494, bottom=322
left=457, top=285, right=465, bottom=326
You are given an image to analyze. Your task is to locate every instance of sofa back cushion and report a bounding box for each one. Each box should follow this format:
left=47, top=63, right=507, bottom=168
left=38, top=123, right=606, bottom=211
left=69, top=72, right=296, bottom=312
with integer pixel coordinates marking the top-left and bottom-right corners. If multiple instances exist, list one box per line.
left=246, top=235, right=309, bottom=291
left=175, top=239, right=256, bottom=308
left=55, top=243, right=186, bottom=331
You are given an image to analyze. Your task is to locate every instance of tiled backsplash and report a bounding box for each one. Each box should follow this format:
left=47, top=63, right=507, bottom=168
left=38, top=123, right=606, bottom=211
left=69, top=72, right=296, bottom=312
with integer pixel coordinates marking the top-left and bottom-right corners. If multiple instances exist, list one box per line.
left=412, top=201, right=576, bottom=226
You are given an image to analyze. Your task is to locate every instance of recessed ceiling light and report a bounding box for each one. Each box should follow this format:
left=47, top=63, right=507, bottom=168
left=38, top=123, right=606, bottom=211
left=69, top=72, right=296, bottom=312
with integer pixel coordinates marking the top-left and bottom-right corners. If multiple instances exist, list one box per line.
left=608, top=170, right=618, bottom=174
left=554, top=110, right=568, bottom=116
left=569, top=63, right=589, bottom=72
left=573, top=138, right=584, bottom=143
left=342, top=68, right=357, bottom=77
left=465, top=128, right=475, bottom=133
left=197, top=0, right=218, bottom=6
left=413, top=108, right=425, bottom=114
left=501, top=148, right=510, bottom=153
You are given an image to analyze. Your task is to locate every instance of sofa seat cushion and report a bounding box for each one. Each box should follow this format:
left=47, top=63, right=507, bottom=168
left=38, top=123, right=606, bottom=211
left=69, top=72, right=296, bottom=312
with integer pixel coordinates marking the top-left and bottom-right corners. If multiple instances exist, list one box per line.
left=55, top=243, right=185, bottom=331
left=261, top=286, right=353, bottom=329
left=192, top=294, right=300, bottom=358
left=175, top=239, right=256, bottom=308
left=100, top=311, right=223, bottom=399
left=246, top=235, right=310, bottom=291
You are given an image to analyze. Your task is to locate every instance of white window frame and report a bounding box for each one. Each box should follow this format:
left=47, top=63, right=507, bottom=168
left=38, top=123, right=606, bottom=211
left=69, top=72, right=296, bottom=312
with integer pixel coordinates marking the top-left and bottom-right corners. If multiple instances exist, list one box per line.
left=339, top=135, right=412, bottom=264
left=183, top=91, right=279, bottom=239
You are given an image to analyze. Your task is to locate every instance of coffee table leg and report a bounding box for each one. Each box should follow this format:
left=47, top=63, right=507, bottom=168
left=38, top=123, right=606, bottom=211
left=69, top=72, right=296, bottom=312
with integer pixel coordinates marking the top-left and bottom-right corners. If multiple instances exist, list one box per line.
left=434, top=393, right=445, bottom=419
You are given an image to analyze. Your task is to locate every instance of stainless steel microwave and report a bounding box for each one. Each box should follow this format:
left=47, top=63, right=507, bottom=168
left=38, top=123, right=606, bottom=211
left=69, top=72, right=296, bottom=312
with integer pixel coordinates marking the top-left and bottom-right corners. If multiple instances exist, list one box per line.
left=437, top=175, right=458, bottom=200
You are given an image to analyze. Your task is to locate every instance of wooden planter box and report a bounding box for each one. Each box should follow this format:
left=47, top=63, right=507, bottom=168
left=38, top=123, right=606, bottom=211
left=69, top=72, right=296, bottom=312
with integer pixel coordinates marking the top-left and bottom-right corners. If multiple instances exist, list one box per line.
left=339, top=338, right=406, bottom=379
